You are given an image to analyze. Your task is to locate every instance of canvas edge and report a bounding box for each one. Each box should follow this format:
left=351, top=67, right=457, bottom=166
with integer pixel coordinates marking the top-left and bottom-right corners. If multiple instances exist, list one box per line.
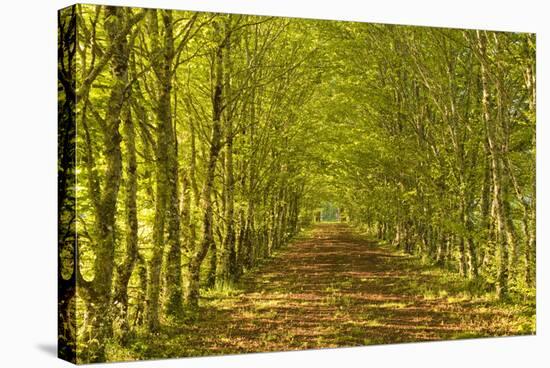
left=58, top=3, right=78, bottom=365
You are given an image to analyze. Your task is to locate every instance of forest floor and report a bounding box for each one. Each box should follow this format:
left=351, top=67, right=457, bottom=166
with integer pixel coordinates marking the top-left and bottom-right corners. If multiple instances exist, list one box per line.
left=118, top=223, right=535, bottom=360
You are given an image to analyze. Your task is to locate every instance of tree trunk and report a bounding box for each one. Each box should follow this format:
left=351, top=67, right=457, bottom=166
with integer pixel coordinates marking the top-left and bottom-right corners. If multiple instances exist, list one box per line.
left=217, top=18, right=237, bottom=289
left=477, top=30, right=508, bottom=299
left=146, top=8, right=178, bottom=331
left=185, top=18, right=225, bottom=307
left=112, top=107, right=139, bottom=344
left=86, top=6, right=130, bottom=361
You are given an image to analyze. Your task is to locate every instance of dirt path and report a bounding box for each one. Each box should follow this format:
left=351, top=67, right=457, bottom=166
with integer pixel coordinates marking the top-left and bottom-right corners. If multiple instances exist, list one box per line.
left=140, top=223, right=532, bottom=359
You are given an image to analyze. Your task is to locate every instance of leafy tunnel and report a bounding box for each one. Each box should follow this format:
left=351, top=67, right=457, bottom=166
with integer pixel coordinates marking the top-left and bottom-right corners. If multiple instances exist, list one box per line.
left=58, top=5, right=535, bottom=363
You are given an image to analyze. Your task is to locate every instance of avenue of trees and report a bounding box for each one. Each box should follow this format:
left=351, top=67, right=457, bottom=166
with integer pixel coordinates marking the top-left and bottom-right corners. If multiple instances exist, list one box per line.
left=58, top=4, right=535, bottom=363
left=324, top=24, right=536, bottom=297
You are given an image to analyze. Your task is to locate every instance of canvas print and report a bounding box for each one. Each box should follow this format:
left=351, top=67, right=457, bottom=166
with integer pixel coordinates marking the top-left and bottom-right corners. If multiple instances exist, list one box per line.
left=58, top=3, right=536, bottom=364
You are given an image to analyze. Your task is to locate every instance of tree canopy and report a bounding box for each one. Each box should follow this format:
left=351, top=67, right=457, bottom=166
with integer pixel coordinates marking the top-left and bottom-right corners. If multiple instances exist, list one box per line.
left=58, top=5, right=535, bottom=363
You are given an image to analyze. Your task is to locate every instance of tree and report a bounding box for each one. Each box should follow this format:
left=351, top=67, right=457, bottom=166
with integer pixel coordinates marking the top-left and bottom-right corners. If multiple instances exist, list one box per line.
left=64, top=7, right=535, bottom=362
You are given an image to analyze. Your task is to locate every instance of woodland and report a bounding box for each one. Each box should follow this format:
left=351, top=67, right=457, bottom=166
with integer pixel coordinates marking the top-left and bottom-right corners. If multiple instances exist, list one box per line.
left=58, top=5, right=536, bottom=363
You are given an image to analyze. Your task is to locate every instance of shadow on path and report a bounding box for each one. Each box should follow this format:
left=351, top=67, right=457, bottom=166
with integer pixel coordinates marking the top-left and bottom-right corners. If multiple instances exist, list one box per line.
left=142, top=224, right=532, bottom=358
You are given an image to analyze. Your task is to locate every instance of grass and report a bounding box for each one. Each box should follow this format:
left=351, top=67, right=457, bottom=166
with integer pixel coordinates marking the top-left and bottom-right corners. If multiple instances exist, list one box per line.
left=99, top=223, right=535, bottom=363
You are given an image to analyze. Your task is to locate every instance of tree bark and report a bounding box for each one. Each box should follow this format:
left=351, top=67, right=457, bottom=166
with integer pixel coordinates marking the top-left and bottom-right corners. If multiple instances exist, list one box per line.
left=185, top=18, right=225, bottom=307
left=477, top=30, right=509, bottom=299
left=86, top=6, right=131, bottom=361
left=217, top=18, right=236, bottom=289
left=112, top=107, right=138, bottom=344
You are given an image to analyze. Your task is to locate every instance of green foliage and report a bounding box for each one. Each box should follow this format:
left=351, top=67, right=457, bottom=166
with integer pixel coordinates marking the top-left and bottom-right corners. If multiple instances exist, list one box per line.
left=61, top=4, right=535, bottom=363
